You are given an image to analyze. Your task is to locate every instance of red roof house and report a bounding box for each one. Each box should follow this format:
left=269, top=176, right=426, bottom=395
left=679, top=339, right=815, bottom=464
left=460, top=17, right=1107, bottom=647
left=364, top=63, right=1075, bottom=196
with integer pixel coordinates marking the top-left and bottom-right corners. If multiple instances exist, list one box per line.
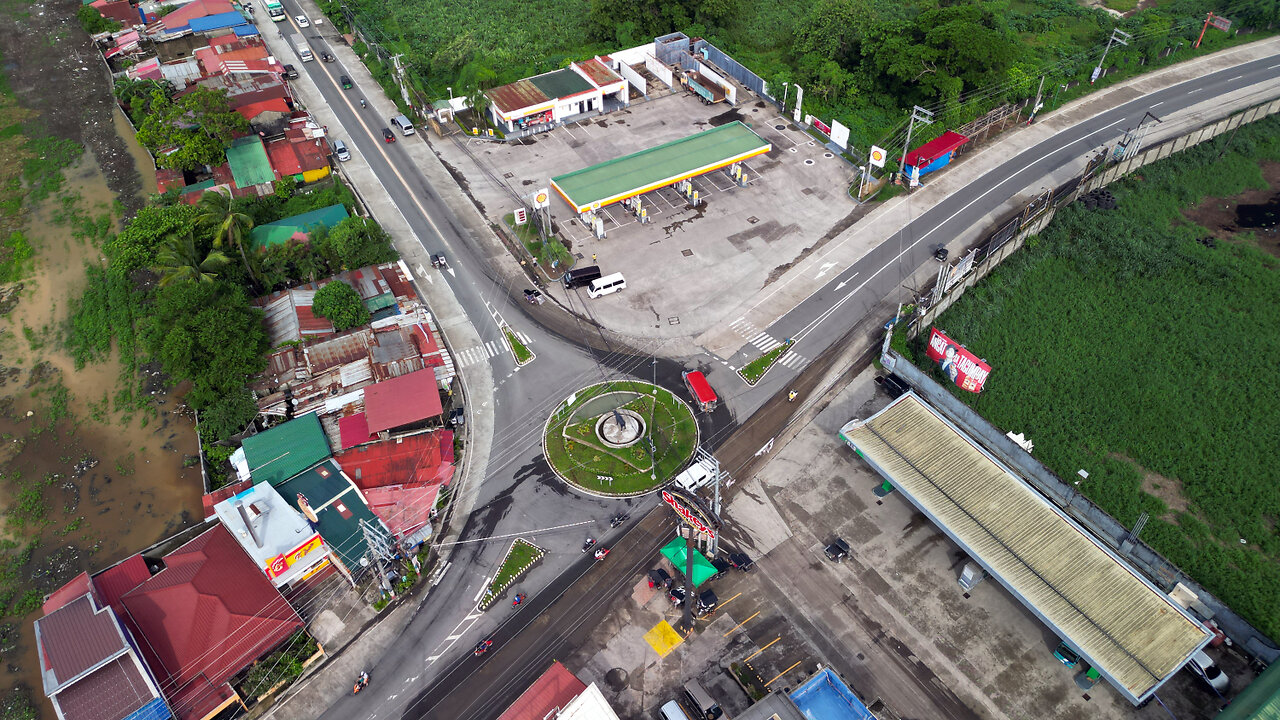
left=159, top=0, right=233, bottom=32
left=118, top=524, right=303, bottom=720
left=334, top=432, right=454, bottom=541
left=92, top=0, right=142, bottom=26
left=92, top=554, right=152, bottom=616
left=495, top=662, right=588, bottom=720
left=362, top=370, right=444, bottom=433
left=904, top=130, right=969, bottom=170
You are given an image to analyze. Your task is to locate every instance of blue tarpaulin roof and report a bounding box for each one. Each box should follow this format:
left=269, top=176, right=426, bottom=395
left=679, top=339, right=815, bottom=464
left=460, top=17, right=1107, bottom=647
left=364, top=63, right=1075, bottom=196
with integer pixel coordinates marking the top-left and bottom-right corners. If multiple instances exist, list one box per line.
left=187, top=11, right=248, bottom=32
left=232, top=24, right=259, bottom=36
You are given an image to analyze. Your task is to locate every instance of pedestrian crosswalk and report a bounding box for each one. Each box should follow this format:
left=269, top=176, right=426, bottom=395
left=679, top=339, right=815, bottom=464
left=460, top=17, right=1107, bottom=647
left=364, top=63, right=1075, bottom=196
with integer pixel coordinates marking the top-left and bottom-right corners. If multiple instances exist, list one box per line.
left=454, top=333, right=534, bottom=368
left=730, top=317, right=809, bottom=373
left=729, top=317, right=759, bottom=339
left=776, top=349, right=806, bottom=370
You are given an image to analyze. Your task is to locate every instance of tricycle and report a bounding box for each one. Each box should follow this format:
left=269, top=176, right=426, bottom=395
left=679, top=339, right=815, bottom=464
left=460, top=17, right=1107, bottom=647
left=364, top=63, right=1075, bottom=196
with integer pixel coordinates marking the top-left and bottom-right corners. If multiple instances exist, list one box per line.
left=431, top=253, right=448, bottom=269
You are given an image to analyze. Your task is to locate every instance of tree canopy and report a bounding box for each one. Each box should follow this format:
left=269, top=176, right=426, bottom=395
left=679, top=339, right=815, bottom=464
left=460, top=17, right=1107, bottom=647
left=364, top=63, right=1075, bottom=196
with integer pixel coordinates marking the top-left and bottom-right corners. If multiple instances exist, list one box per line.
left=311, top=280, right=371, bottom=331
left=134, top=87, right=249, bottom=171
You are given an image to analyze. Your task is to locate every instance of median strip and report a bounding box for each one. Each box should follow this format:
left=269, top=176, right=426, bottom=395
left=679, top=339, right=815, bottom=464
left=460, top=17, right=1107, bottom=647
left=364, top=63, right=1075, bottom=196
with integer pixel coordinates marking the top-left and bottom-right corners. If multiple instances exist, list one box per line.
left=503, top=325, right=535, bottom=366
left=738, top=339, right=794, bottom=386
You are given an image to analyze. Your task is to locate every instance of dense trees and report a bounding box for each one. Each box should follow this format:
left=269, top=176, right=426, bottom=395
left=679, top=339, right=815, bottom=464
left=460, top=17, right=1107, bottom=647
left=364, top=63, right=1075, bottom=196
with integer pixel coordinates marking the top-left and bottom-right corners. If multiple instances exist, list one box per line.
left=132, top=87, right=249, bottom=171
left=311, top=280, right=371, bottom=331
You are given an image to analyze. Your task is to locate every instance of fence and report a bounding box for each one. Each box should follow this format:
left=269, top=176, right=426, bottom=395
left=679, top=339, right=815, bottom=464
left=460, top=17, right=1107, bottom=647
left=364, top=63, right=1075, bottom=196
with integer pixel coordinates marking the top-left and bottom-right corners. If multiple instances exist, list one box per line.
left=909, top=94, right=1280, bottom=336
left=692, top=39, right=771, bottom=100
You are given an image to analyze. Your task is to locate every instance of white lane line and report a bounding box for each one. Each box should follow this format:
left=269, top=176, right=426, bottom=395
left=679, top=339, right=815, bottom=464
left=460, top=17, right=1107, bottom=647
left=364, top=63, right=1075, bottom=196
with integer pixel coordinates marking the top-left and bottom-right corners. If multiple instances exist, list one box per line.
left=1151, top=101, right=1163, bottom=108
left=1187, top=88, right=1202, bottom=94
left=1228, top=75, right=1243, bottom=81
left=472, top=576, right=490, bottom=603
left=1269, top=64, right=1280, bottom=70
left=445, top=634, right=462, bottom=641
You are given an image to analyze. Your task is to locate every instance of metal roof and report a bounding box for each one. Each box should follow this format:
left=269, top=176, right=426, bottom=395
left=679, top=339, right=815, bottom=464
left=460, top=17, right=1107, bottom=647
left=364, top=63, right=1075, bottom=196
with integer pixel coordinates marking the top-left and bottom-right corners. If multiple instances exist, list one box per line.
left=573, top=58, right=623, bottom=88
left=249, top=203, right=349, bottom=250
left=35, top=593, right=129, bottom=694
left=363, top=369, right=443, bottom=433
left=242, top=413, right=332, bottom=487
left=225, top=135, right=276, bottom=190
left=213, top=481, right=324, bottom=587
left=485, top=79, right=552, bottom=116
left=528, top=68, right=594, bottom=100
left=838, top=393, right=1210, bottom=704
left=550, top=121, right=771, bottom=212
left=495, top=662, right=586, bottom=720
left=274, top=460, right=382, bottom=574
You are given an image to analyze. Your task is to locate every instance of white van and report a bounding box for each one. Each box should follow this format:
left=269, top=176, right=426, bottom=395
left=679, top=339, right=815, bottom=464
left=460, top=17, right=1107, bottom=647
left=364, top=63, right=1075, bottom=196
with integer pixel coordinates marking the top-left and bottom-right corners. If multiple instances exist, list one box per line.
left=587, top=272, right=626, bottom=298
left=294, top=38, right=314, bottom=62
left=659, top=700, right=692, bottom=720
left=683, top=680, right=722, bottom=719
left=391, top=114, right=416, bottom=135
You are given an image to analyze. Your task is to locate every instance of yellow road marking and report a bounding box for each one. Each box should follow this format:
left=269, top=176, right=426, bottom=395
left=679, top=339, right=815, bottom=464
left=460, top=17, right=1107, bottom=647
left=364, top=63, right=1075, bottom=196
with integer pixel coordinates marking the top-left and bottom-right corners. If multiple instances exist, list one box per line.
left=722, top=610, right=760, bottom=637
left=717, top=592, right=743, bottom=610
left=764, top=660, right=803, bottom=687
left=743, top=636, right=780, bottom=662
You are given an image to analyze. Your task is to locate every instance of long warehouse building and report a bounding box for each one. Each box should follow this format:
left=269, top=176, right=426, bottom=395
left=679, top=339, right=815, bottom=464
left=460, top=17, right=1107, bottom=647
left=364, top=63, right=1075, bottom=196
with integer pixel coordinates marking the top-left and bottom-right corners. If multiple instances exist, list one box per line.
left=550, top=120, right=770, bottom=213
left=839, top=392, right=1211, bottom=705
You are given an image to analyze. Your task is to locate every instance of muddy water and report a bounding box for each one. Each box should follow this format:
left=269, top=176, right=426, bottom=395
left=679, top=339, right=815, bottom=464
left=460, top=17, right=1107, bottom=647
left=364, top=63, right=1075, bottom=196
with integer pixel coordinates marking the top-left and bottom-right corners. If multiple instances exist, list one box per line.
left=0, top=147, right=200, bottom=710
left=113, top=105, right=158, bottom=197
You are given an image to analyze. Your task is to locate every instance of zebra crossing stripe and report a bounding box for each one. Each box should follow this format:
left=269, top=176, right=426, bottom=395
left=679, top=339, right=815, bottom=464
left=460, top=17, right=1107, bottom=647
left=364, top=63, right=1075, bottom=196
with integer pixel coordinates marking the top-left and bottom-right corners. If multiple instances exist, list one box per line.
left=748, top=332, right=770, bottom=346
left=757, top=338, right=782, bottom=352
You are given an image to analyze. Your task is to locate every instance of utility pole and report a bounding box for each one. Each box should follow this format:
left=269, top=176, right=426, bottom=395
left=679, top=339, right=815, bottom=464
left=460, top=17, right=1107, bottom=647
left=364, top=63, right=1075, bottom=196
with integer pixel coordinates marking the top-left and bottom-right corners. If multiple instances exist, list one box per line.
left=390, top=54, right=412, bottom=112
left=1092, top=29, right=1131, bottom=83
left=1030, top=75, right=1047, bottom=122
left=898, top=106, right=934, bottom=191
left=682, top=526, right=696, bottom=635
left=1122, top=111, right=1162, bottom=160
left=361, top=519, right=397, bottom=599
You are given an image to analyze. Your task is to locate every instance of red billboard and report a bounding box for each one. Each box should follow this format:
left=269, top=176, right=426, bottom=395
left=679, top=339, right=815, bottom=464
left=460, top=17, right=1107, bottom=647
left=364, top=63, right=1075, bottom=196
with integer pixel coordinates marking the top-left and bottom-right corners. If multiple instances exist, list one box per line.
left=925, top=328, right=991, bottom=393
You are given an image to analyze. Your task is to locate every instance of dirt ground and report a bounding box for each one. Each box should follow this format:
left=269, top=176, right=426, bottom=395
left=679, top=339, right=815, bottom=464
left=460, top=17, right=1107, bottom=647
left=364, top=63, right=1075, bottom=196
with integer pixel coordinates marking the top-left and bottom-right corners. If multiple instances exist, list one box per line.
left=1181, top=160, right=1280, bottom=258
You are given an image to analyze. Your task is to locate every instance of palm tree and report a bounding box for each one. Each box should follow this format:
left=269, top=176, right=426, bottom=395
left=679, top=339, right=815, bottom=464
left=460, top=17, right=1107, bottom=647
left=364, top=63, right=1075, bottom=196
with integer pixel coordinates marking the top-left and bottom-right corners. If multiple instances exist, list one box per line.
left=196, top=187, right=256, bottom=282
left=154, top=230, right=231, bottom=286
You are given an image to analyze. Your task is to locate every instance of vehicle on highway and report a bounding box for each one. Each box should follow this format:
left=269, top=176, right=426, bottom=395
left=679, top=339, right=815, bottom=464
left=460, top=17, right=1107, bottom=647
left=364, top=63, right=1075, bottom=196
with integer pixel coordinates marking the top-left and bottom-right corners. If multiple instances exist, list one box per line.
left=728, top=552, right=754, bottom=572
left=609, top=512, right=627, bottom=528
left=431, top=253, right=448, bottom=269
left=512, top=593, right=526, bottom=607
left=1187, top=649, right=1229, bottom=693
left=281, top=63, right=298, bottom=79
left=391, top=114, right=416, bottom=135
left=684, top=679, right=723, bottom=719
left=332, top=139, right=350, bottom=162
left=320, top=51, right=334, bottom=63
left=586, top=272, right=626, bottom=299
left=581, top=537, right=596, bottom=553
left=263, top=0, right=285, bottom=21
left=683, top=370, right=718, bottom=412
left=293, top=38, right=313, bottom=63
left=340, top=74, right=353, bottom=89
left=473, top=639, right=493, bottom=656
left=294, top=13, right=309, bottom=25
left=659, top=700, right=693, bottom=720
left=381, top=127, right=395, bottom=143
left=563, top=265, right=601, bottom=290
left=523, top=288, right=544, bottom=305
left=352, top=671, right=369, bottom=694
left=1053, top=641, right=1081, bottom=669
left=824, top=538, right=850, bottom=562
left=593, top=547, right=609, bottom=561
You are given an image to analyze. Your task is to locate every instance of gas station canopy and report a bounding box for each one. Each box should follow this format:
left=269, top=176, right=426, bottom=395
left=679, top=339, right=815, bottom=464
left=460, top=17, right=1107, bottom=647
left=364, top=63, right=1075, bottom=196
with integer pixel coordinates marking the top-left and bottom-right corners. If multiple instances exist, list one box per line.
left=660, top=537, right=717, bottom=587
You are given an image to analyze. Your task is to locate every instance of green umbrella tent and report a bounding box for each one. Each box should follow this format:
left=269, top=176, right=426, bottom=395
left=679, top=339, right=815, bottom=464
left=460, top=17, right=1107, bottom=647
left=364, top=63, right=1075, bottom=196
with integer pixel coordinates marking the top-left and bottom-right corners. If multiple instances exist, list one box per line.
left=660, top=536, right=717, bottom=587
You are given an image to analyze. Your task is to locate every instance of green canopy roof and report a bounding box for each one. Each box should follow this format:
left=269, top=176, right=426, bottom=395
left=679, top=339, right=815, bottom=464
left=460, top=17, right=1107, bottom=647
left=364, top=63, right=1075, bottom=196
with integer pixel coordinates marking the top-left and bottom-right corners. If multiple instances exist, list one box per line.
left=241, top=414, right=332, bottom=487
left=1216, top=660, right=1280, bottom=720
left=226, top=135, right=276, bottom=189
left=249, top=203, right=350, bottom=250
left=660, top=536, right=717, bottom=588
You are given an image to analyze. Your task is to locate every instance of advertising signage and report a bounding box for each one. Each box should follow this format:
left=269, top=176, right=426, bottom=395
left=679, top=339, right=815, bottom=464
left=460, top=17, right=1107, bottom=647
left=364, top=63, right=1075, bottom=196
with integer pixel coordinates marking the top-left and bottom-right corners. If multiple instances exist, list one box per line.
left=266, top=533, right=323, bottom=580
left=661, top=490, right=717, bottom=540
left=925, top=328, right=992, bottom=393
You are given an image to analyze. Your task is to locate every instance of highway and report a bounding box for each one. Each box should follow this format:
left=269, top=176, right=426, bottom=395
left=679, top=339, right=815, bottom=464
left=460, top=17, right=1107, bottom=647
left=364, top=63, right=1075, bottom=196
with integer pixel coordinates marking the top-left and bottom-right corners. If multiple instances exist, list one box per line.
left=259, top=9, right=1280, bottom=719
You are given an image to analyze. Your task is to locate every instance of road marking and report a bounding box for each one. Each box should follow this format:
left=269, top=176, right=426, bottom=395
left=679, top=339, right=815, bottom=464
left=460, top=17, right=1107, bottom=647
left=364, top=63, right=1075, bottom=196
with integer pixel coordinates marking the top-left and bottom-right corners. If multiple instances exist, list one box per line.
left=723, top=610, right=760, bottom=637
left=1150, top=101, right=1163, bottom=108
left=1228, top=75, right=1243, bottom=81
left=814, top=262, right=836, bottom=279
left=426, top=655, right=440, bottom=663
left=472, top=576, right=490, bottom=603
left=718, top=592, right=743, bottom=609
left=407, top=675, right=420, bottom=683
left=834, top=272, right=857, bottom=291
left=1270, top=64, right=1280, bottom=70
left=1187, top=88, right=1202, bottom=93
left=765, top=660, right=804, bottom=687
left=466, top=613, right=480, bottom=621
left=445, top=634, right=462, bottom=641
left=744, top=637, right=781, bottom=662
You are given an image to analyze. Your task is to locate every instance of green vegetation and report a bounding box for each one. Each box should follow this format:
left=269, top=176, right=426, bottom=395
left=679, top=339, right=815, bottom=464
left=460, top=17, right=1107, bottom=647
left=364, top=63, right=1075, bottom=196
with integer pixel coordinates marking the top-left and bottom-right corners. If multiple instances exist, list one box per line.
left=481, top=539, right=544, bottom=606
left=1103, top=0, right=1139, bottom=11
left=0, top=232, right=32, bottom=283
left=312, top=280, right=370, bottom=331
left=920, top=113, right=1280, bottom=640
left=503, top=325, right=533, bottom=364
left=238, top=631, right=320, bottom=699
left=121, top=81, right=249, bottom=171
left=738, top=338, right=793, bottom=385
left=0, top=683, right=37, bottom=720
left=503, top=213, right=573, bottom=274
left=75, top=4, right=122, bottom=34
left=544, top=381, right=698, bottom=494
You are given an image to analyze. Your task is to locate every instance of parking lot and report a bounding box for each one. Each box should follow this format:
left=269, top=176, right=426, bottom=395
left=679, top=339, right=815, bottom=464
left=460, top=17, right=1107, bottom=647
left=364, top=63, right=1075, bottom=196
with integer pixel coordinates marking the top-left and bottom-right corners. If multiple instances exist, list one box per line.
left=560, top=368, right=1252, bottom=719
left=436, top=92, right=861, bottom=345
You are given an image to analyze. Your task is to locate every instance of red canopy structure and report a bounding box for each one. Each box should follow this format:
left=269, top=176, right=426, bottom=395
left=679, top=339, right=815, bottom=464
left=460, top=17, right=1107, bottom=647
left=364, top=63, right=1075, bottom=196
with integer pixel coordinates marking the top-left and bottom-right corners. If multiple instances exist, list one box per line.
left=904, top=131, right=969, bottom=169
left=683, top=371, right=718, bottom=411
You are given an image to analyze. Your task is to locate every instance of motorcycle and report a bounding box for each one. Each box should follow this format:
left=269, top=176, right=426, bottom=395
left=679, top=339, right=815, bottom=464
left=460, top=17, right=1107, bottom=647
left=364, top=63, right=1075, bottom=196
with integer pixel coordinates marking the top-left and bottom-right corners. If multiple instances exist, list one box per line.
left=352, top=671, right=369, bottom=694
left=581, top=537, right=596, bottom=553
left=474, top=639, right=493, bottom=656
left=321, top=52, right=335, bottom=63
left=609, top=513, right=626, bottom=528
left=359, top=98, right=367, bottom=108
left=512, top=593, right=526, bottom=607
left=594, top=548, right=610, bottom=561
left=523, top=288, right=544, bottom=305
left=431, top=253, right=448, bottom=270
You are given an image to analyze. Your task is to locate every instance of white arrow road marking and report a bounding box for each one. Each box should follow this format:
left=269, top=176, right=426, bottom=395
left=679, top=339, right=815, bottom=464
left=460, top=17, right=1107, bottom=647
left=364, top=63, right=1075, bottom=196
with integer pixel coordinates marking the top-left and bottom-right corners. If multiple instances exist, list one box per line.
left=447, top=267, right=457, bottom=277
left=834, top=272, right=858, bottom=291
left=815, top=262, right=836, bottom=279
left=755, top=438, right=774, bottom=456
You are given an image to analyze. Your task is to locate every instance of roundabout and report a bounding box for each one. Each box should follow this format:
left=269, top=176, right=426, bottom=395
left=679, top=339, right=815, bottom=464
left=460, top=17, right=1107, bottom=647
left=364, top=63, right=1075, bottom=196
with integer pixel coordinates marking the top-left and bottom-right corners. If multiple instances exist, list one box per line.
left=543, top=380, right=699, bottom=496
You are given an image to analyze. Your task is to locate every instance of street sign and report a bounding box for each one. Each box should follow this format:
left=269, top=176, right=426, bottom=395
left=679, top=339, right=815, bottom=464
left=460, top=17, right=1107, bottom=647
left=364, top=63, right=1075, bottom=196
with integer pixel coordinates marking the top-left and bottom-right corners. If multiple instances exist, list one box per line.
left=1209, top=14, right=1231, bottom=30
left=533, top=188, right=551, bottom=208
left=662, top=489, right=717, bottom=540
left=514, top=207, right=528, bottom=225
left=868, top=145, right=887, bottom=168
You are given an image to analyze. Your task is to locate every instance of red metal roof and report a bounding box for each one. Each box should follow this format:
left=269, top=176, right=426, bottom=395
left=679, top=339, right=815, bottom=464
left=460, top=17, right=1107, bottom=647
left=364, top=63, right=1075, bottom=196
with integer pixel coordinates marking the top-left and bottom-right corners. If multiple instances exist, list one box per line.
left=264, top=135, right=304, bottom=175
left=684, top=371, right=717, bottom=404
left=94, top=0, right=139, bottom=26
left=575, top=58, right=623, bottom=88
left=119, top=525, right=302, bottom=720
left=495, top=662, right=587, bottom=720
left=92, top=555, right=151, bottom=616
left=363, top=370, right=443, bottom=433
left=161, top=0, right=232, bottom=29
left=334, top=432, right=447, bottom=488
left=904, top=130, right=969, bottom=168
left=237, top=98, right=291, bottom=122
left=338, top=413, right=373, bottom=450
left=486, top=79, right=552, bottom=115
left=36, top=594, right=127, bottom=689
left=53, top=656, right=156, bottom=720
left=361, top=484, right=438, bottom=538
left=200, top=478, right=254, bottom=519
left=42, top=573, right=93, bottom=615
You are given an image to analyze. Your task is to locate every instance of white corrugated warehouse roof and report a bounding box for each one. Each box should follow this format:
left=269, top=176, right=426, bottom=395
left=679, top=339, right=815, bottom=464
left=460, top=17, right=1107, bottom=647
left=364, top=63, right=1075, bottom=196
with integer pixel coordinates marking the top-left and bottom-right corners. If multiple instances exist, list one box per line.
left=839, top=392, right=1210, bottom=704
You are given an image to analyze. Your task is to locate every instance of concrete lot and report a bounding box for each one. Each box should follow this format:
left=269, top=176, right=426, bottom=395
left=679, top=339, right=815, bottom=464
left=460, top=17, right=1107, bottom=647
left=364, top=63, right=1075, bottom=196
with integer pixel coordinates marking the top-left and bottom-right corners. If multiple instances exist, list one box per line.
left=562, top=368, right=1251, bottom=720
left=438, top=92, right=860, bottom=338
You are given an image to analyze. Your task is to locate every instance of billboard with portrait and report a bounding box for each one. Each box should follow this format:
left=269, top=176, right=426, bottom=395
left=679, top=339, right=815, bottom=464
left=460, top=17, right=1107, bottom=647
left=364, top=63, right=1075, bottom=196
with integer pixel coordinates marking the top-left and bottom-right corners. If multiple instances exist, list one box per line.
left=925, top=328, right=991, bottom=393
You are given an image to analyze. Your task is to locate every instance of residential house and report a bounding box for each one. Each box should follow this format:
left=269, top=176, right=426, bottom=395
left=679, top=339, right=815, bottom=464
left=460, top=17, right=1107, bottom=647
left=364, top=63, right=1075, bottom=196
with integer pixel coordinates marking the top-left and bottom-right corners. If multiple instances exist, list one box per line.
left=155, top=0, right=233, bottom=36
left=91, top=0, right=144, bottom=28
left=362, top=369, right=444, bottom=436
left=117, top=525, right=305, bottom=720
left=224, top=135, right=278, bottom=197
left=239, top=413, right=332, bottom=487
left=271, top=460, right=389, bottom=583
left=263, top=124, right=332, bottom=184
left=333, top=431, right=455, bottom=545
left=213, top=481, right=329, bottom=589
left=494, top=662, right=629, bottom=720
left=254, top=262, right=418, bottom=347
left=247, top=203, right=348, bottom=251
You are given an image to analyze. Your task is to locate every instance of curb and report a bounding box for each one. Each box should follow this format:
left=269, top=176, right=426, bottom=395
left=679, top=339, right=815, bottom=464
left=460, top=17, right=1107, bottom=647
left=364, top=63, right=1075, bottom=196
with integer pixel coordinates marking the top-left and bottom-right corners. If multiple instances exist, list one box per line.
left=501, top=324, right=536, bottom=366
left=738, top=340, right=795, bottom=387
left=478, top=538, right=545, bottom=609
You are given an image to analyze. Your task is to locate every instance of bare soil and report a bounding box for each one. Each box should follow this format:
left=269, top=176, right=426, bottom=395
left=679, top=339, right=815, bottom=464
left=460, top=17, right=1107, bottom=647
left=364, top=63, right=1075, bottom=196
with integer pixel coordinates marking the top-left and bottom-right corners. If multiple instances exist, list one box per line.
left=1182, top=160, right=1280, bottom=258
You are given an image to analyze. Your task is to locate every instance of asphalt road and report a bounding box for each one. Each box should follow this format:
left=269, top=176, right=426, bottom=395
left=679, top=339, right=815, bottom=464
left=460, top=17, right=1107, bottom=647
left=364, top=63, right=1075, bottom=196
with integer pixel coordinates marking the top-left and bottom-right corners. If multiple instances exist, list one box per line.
left=264, top=10, right=1280, bottom=719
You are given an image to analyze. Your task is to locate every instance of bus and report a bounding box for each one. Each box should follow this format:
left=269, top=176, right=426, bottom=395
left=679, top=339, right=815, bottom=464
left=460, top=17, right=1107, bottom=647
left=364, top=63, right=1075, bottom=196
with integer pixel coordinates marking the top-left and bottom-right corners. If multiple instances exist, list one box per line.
left=264, top=0, right=285, bottom=21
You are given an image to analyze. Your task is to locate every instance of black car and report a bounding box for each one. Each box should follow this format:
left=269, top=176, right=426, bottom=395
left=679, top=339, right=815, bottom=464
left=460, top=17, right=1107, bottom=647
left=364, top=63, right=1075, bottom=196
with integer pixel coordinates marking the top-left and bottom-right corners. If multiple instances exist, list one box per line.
left=728, top=552, right=754, bottom=572
left=647, top=568, right=671, bottom=589
left=696, top=589, right=718, bottom=616
left=825, top=538, right=851, bottom=562
left=708, top=557, right=731, bottom=581
left=668, top=585, right=686, bottom=607
left=340, top=74, right=353, bottom=89
left=448, top=406, right=464, bottom=427
left=282, top=64, right=299, bottom=79
left=381, top=128, right=395, bottom=143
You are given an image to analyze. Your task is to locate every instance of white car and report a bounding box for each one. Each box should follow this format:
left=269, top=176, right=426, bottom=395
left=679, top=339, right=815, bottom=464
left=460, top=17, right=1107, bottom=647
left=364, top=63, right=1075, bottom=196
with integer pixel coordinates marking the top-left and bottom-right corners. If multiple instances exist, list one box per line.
left=1187, top=649, right=1230, bottom=693
left=295, top=14, right=309, bottom=26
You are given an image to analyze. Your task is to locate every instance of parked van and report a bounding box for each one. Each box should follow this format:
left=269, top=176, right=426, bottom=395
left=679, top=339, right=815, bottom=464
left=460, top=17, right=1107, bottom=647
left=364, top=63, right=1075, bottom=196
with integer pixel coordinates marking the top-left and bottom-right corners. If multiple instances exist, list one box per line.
left=332, top=139, right=350, bottom=162
left=682, top=680, right=722, bottom=720
left=294, top=38, right=314, bottom=62
left=587, top=272, right=626, bottom=298
left=658, top=700, right=692, bottom=720
left=390, top=114, right=416, bottom=135
left=563, top=265, right=602, bottom=290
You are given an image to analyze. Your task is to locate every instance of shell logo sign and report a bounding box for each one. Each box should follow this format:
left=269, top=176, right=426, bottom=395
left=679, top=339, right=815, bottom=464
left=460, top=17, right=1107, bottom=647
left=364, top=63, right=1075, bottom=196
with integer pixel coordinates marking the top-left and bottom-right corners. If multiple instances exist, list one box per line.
left=533, top=188, right=551, bottom=209
left=266, top=534, right=323, bottom=579
left=869, top=145, right=887, bottom=168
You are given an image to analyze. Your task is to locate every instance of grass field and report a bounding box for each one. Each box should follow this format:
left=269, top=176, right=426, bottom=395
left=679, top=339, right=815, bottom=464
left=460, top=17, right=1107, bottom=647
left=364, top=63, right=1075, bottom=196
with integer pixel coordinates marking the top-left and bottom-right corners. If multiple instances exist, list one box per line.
left=916, top=113, right=1280, bottom=639
left=544, top=381, right=698, bottom=495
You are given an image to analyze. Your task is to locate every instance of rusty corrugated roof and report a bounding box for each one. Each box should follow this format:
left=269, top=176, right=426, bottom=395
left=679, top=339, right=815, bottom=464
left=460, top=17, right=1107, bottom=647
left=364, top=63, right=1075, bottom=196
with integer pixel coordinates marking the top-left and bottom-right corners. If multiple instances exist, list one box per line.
left=485, top=79, right=551, bottom=115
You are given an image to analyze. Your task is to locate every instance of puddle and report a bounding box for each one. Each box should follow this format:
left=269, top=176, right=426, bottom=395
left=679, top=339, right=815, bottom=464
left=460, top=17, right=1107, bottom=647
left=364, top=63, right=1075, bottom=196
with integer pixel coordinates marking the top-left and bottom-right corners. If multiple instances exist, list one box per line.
left=1235, top=194, right=1279, bottom=231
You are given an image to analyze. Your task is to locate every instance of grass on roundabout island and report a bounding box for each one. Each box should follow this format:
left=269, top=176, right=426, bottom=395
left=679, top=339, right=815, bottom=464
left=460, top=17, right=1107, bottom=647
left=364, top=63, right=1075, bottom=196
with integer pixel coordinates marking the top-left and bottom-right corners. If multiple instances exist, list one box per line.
left=544, top=380, right=698, bottom=495
left=481, top=538, right=544, bottom=607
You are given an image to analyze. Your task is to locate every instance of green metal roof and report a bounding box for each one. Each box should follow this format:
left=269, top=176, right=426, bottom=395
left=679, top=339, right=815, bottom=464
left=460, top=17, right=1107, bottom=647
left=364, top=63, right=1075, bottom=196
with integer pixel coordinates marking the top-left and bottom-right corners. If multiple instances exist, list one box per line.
left=249, top=203, right=350, bottom=250
left=1217, top=661, right=1280, bottom=720
left=550, top=121, right=771, bottom=211
left=364, top=292, right=397, bottom=315
left=181, top=178, right=216, bottom=195
left=242, top=414, right=332, bottom=487
left=274, top=459, right=381, bottom=575
left=225, top=135, right=276, bottom=189
left=659, top=536, right=717, bottom=588
left=529, top=68, right=593, bottom=100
